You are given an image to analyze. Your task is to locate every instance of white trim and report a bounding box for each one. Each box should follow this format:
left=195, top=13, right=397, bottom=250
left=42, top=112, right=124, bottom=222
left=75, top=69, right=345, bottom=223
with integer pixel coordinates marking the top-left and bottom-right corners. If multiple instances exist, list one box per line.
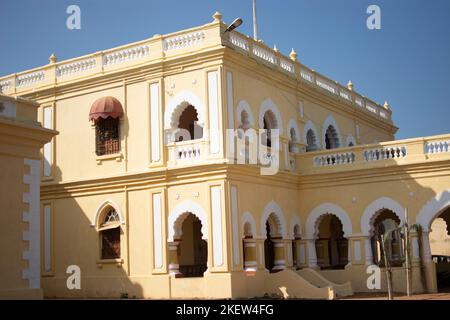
left=227, top=72, right=235, bottom=157
left=346, top=135, right=356, bottom=147
left=260, top=200, right=287, bottom=238
left=167, top=200, right=208, bottom=242
left=22, top=159, right=40, bottom=289
left=290, top=215, right=302, bottom=239
left=153, top=193, right=163, bottom=269
left=208, top=71, right=220, bottom=154
left=44, top=205, right=52, bottom=272
left=92, top=200, right=125, bottom=227
left=322, top=115, right=342, bottom=148
left=236, top=100, right=255, bottom=127
left=417, top=190, right=450, bottom=232
left=150, top=83, right=161, bottom=162
left=305, top=203, right=352, bottom=239
left=211, top=186, right=224, bottom=267
left=287, top=119, right=300, bottom=143
left=43, top=106, right=53, bottom=177
left=164, top=90, right=205, bottom=129
left=231, top=186, right=240, bottom=266
left=242, top=211, right=257, bottom=237
left=259, top=98, right=283, bottom=134
left=303, top=120, right=320, bottom=149
left=361, top=197, right=405, bottom=236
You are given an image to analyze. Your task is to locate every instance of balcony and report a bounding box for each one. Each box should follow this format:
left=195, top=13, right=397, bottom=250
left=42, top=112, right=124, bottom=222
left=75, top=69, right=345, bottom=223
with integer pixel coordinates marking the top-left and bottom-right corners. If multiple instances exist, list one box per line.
left=167, top=139, right=207, bottom=167
left=296, top=134, right=450, bottom=175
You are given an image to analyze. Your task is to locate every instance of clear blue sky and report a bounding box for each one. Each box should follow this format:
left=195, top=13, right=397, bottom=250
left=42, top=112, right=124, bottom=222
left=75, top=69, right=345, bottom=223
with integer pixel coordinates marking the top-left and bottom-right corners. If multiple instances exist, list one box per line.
left=1, top=0, right=449, bottom=139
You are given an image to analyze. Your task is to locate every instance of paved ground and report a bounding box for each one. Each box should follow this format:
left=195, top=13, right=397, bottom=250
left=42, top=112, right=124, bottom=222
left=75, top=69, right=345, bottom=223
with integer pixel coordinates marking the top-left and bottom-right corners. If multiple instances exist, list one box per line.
left=339, top=291, right=450, bottom=300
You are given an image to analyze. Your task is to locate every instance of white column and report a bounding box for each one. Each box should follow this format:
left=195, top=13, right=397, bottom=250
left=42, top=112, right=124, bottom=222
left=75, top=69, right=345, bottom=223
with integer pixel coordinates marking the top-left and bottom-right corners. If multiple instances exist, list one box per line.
left=364, top=236, right=374, bottom=265
left=208, top=71, right=220, bottom=155
left=421, top=231, right=432, bottom=263
left=306, top=238, right=318, bottom=268
left=150, top=83, right=161, bottom=162
left=211, top=186, right=223, bottom=267
left=152, top=193, right=163, bottom=269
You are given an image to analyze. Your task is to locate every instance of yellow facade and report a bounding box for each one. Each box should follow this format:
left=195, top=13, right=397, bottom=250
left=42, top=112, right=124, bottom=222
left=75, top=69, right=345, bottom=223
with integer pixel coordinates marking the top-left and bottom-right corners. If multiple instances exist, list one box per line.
left=0, top=94, right=56, bottom=299
left=0, top=12, right=449, bottom=299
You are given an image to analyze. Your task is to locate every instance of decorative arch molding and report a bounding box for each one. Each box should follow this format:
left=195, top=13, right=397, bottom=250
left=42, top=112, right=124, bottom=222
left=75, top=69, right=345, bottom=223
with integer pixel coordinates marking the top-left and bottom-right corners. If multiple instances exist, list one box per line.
left=164, top=90, right=205, bottom=129
left=322, top=115, right=342, bottom=149
left=305, top=203, right=352, bottom=239
left=260, top=200, right=287, bottom=238
left=92, top=199, right=125, bottom=228
left=167, top=200, right=208, bottom=242
left=417, top=190, right=450, bottom=232
left=236, top=100, right=255, bottom=127
left=303, top=120, right=320, bottom=149
left=287, top=119, right=300, bottom=142
left=259, top=98, right=283, bottom=135
left=242, top=211, right=257, bottom=237
left=361, top=197, right=406, bottom=236
left=290, top=215, right=302, bottom=239
left=346, top=135, right=356, bottom=147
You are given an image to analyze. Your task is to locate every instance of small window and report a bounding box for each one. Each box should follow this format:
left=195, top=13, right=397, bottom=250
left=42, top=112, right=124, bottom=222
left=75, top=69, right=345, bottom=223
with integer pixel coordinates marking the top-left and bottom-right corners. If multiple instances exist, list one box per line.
left=95, top=117, right=120, bottom=156
left=99, top=208, right=121, bottom=259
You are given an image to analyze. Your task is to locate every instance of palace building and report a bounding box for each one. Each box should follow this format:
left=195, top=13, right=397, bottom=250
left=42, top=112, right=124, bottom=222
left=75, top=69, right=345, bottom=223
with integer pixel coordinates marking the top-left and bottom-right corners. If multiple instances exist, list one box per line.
left=0, top=12, right=449, bottom=299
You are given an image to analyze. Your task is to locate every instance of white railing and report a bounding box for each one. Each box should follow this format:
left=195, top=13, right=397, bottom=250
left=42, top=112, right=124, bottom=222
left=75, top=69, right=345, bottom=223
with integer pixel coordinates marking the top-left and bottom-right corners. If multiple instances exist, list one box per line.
left=103, top=44, right=150, bottom=66
left=0, top=80, right=11, bottom=92
left=339, top=89, right=352, bottom=102
left=174, top=143, right=202, bottom=160
left=16, top=71, right=45, bottom=88
left=163, top=31, right=206, bottom=52
left=229, top=33, right=249, bottom=52
left=252, top=45, right=276, bottom=65
left=363, top=146, right=407, bottom=161
left=57, top=58, right=96, bottom=77
left=426, top=140, right=450, bottom=154
left=316, top=77, right=337, bottom=95
left=355, top=97, right=364, bottom=108
left=314, top=152, right=356, bottom=167
left=365, top=102, right=378, bottom=114
left=300, top=68, right=314, bottom=83
left=280, top=59, right=295, bottom=74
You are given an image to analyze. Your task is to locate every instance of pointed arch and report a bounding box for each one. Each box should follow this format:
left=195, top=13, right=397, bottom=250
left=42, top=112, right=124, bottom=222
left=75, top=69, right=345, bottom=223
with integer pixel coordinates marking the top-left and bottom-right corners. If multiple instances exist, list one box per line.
left=259, top=98, right=283, bottom=134
left=361, top=197, right=406, bottom=236
left=242, top=211, right=257, bottom=238
left=236, top=100, right=255, bottom=128
left=168, top=200, right=208, bottom=241
left=92, top=200, right=125, bottom=228
left=260, top=200, right=287, bottom=238
left=322, top=115, right=342, bottom=149
left=305, top=203, right=352, bottom=239
left=417, top=190, right=450, bottom=232
left=303, top=120, right=320, bottom=151
left=164, top=90, right=205, bottom=129
left=290, top=215, right=302, bottom=239
left=346, top=135, right=356, bottom=147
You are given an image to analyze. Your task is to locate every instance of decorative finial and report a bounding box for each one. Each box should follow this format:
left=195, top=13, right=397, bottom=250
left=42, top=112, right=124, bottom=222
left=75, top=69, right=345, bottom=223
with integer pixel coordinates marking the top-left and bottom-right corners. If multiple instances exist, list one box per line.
left=383, top=101, right=390, bottom=110
left=273, top=45, right=279, bottom=52
left=213, top=11, right=222, bottom=22
left=289, top=48, right=298, bottom=62
left=49, top=53, right=57, bottom=64
left=347, top=80, right=354, bottom=91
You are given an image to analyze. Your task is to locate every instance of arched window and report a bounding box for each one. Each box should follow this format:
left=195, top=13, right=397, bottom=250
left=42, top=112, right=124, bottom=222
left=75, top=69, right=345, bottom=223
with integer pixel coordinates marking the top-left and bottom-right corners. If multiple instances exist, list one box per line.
left=306, top=129, right=317, bottom=152
left=325, top=125, right=340, bottom=150
left=89, top=97, right=124, bottom=156
left=371, top=210, right=403, bottom=267
left=98, top=208, right=121, bottom=259
left=176, top=105, right=203, bottom=141
left=262, top=110, right=277, bottom=148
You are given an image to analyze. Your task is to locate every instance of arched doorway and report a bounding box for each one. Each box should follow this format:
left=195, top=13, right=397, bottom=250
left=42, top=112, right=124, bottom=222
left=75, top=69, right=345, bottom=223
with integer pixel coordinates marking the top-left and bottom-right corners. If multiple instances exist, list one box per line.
left=262, top=110, right=277, bottom=148
left=325, top=125, right=339, bottom=150
left=263, top=212, right=285, bottom=272
left=315, top=214, right=348, bottom=269
left=176, top=105, right=203, bottom=141
left=370, top=209, right=403, bottom=268
left=264, top=221, right=275, bottom=271
left=429, top=206, right=450, bottom=291
left=178, top=213, right=207, bottom=277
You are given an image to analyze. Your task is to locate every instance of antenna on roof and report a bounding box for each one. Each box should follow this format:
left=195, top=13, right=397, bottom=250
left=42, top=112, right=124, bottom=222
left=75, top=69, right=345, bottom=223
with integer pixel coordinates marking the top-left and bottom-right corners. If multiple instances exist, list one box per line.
left=252, top=0, right=259, bottom=41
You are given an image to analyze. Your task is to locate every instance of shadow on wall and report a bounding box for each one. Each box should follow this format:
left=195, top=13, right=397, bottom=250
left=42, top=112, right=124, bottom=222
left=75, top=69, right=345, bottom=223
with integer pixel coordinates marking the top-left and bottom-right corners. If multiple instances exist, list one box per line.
left=42, top=164, right=144, bottom=299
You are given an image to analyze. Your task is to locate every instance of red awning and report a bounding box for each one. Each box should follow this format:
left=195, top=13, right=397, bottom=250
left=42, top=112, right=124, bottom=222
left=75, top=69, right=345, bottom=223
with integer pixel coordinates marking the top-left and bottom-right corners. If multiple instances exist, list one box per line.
left=89, top=96, right=124, bottom=121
